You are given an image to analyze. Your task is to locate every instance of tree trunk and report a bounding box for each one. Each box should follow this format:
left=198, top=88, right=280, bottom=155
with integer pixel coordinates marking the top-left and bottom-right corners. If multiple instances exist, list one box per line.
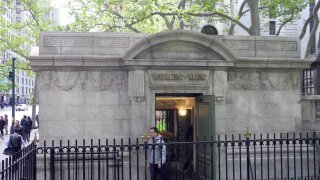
left=31, top=73, right=38, bottom=129
left=179, top=0, right=186, bottom=29
left=246, top=0, right=260, bottom=36
left=305, top=0, right=320, bottom=58
left=229, top=0, right=247, bottom=35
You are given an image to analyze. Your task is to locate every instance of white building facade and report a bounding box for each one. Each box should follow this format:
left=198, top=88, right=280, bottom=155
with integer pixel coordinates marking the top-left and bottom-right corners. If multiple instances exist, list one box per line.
left=1, top=0, right=35, bottom=104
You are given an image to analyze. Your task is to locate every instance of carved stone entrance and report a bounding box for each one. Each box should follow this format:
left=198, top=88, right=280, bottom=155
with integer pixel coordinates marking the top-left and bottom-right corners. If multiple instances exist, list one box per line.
left=28, top=30, right=309, bottom=142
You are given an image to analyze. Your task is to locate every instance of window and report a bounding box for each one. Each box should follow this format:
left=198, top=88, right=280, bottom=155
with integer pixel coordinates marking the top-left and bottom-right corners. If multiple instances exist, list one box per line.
left=302, top=69, right=314, bottom=95
left=16, top=9, right=21, bottom=14
left=25, top=87, right=28, bottom=94
left=16, top=88, right=19, bottom=94
left=16, top=0, right=21, bottom=5
left=21, top=78, right=24, bottom=85
left=16, top=17, right=21, bottom=22
left=22, top=87, right=24, bottom=95
left=269, top=21, right=276, bottom=35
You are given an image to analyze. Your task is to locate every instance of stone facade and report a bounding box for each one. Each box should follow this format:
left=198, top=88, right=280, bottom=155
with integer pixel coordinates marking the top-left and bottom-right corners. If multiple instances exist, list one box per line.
left=28, top=30, right=310, bottom=142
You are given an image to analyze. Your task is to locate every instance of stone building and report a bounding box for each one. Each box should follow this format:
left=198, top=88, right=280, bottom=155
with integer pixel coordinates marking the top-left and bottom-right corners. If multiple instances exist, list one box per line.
left=28, top=30, right=309, bottom=142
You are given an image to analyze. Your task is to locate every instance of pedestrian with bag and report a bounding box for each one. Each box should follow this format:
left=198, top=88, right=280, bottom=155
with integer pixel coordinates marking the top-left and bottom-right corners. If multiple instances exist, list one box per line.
left=5, top=128, right=26, bottom=153
left=148, top=127, right=170, bottom=180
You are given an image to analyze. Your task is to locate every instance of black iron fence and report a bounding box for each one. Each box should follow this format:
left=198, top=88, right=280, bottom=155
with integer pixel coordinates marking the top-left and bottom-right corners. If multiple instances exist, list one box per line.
left=0, top=143, right=37, bottom=180
left=2, top=132, right=320, bottom=180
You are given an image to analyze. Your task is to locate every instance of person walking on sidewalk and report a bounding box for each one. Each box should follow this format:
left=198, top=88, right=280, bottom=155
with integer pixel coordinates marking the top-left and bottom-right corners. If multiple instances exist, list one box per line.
left=0, top=116, right=5, bottom=137
left=6, top=128, right=26, bottom=153
left=4, top=114, right=8, bottom=135
left=20, top=115, right=28, bottom=141
left=25, top=116, right=32, bottom=142
left=10, top=120, right=23, bottom=137
left=0, top=131, right=3, bottom=140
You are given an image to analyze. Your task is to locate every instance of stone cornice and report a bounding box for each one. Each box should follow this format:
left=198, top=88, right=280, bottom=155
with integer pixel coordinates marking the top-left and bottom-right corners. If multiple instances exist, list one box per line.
left=28, top=55, right=311, bottom=71
left=27, top=55, right=122, bottom=71
left=235, top=57, right=311, bottom=69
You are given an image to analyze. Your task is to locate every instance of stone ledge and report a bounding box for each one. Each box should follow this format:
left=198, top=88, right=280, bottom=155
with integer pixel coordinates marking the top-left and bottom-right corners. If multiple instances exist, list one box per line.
left=27, top=55, right=122, bottom=71
left=236, top=57, right=311, bottom=69
left=302, top=95, right=320, bottom=100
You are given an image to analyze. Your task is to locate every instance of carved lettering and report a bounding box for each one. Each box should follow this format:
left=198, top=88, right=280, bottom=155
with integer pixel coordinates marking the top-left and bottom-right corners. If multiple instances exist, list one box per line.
left=43, top=36, right=130, bottom=48
left=93, top=37, right=130, bottom=48
left=152, top=74, right=185, bottom=81
left=151, top=73, right=206, bottom=81
left=188, top=74, right=206, bottom=80
left=43, top=36, right=93, bottom=47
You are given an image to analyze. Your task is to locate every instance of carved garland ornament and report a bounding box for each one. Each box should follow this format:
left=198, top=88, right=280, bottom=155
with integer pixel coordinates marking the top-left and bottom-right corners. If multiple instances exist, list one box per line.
left=53, top=72, right=80, bottom=91
left=40, top=71, right=126, bottom=91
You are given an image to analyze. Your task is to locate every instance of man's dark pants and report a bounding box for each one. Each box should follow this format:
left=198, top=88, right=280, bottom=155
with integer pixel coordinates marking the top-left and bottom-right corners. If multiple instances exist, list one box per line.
left=150, top=164, right=170, bottom=180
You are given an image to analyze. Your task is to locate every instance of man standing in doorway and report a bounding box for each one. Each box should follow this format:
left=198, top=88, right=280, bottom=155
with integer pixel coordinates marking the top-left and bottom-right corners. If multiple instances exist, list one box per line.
left=148, top=127, right=170, bottom=180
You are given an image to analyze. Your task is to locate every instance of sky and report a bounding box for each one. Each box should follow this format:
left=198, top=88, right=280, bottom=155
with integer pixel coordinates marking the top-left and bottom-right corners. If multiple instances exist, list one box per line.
left=51, top=0, right=74, bottom=26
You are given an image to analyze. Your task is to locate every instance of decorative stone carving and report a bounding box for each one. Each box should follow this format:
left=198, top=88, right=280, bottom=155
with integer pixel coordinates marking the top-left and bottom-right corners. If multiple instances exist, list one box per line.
left=214, top=71, right=228, bottom=102
left=44, top=36, right=93, bottom=47
left=43, top=36, right=130, bottom=48
left=38, top=71, right=53, bottom=89
left=256, top=41, right=297, bottom=51
left=148, top=70, right=210, bottom=85
left=81, top=72, right=101, bottom=90
left=93, top=37, right=130, bottom=48
left=37, top=71, right=128, bottom=91
left=224, top=40, right=255, bottom=50
left=135, top=41, right=224, bottom=60
left=229, top=71, right=300, bottom=90
left=53, top=71, right=80, bottom=91
left=215, top=96, right=223, bottom=102
left=134, top=70, right=145, bottom=102
left=81, top=71, right=127, bottom=91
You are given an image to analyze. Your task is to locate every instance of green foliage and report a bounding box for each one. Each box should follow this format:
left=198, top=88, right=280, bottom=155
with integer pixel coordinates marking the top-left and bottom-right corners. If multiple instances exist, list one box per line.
left=0, top=0, right=58, bottom=93
left=66, top=0, right=227, bottom=33
left=260, top=0, right=312, bottom=26
left=66, top=0, right=310, bottom=36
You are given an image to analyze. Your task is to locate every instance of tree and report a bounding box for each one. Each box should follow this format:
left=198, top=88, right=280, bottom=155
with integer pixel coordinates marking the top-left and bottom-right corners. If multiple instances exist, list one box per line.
left=0, top=0, right=58, bottom=127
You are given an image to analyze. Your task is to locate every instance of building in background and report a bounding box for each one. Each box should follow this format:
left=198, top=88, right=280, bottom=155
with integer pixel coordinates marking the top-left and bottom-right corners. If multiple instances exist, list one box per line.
left=0, top=0, right=36, bottom=104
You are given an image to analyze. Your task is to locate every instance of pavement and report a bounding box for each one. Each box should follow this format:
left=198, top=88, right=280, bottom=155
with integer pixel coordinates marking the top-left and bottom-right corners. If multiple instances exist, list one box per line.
left=0, top=128, right=39, bottom=162
left=0, top=105, right=39, bottom=162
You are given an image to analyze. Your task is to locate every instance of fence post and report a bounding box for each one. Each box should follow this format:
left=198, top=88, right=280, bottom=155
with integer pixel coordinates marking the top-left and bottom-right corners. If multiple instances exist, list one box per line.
left=244, top=129, right=252, bottom=180
left=33, top=144, right=37, bottom=180
left=50, top=148, right=55, bottom=180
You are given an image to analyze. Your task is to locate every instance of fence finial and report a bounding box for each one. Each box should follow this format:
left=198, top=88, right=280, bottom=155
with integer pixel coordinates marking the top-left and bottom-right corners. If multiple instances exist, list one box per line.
left=243, top=127, right=252, bottom=139
left=32, top=132, right=39, bottom=145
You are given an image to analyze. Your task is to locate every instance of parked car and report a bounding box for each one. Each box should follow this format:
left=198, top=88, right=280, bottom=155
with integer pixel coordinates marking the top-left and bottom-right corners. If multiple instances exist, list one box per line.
left=16, top=104, right=29, bottom=111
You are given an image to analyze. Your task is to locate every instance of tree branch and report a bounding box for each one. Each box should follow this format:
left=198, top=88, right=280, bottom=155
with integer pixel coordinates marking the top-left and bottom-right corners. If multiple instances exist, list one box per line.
left=229, top=0, right=247, bottom=35
left=299, top=15, right=313, bottom=40
left=276, top=9, right=295, bottom=36
left=305, top=0, right=320, bottom=58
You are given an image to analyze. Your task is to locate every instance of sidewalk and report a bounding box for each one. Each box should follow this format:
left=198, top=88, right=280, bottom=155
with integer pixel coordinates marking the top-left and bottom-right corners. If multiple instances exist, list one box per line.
left=0, top=129, right=39, bottom=162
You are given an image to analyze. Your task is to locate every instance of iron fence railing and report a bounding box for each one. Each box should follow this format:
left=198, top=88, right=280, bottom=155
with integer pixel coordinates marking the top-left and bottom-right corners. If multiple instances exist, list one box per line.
left=0, top=143, right=37, bottom=180
left=2, top=132, right=320, bottom=180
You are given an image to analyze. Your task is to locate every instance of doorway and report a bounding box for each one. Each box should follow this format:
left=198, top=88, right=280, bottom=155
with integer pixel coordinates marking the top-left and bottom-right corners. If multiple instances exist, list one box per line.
left=155, top=93, right=216, bottom=179
left=155, top=94, right=196, bottom=142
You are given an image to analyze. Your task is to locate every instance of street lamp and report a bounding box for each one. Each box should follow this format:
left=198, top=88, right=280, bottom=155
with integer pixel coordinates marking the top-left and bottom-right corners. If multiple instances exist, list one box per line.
left=11, top=57, right=16, bottom=123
